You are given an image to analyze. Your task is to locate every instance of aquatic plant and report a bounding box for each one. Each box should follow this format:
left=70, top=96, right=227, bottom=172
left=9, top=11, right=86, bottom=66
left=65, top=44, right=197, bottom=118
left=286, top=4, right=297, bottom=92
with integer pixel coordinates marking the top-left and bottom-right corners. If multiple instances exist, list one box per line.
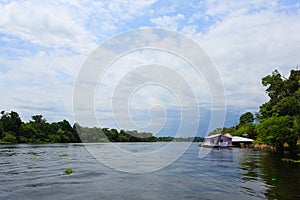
left=64, top=168, right=73, bottom=175
left=25, top=156, right=37, bottom=160
left=59, top=154, right=69, bottom=157
left=281, top=158, right=300, bottom=163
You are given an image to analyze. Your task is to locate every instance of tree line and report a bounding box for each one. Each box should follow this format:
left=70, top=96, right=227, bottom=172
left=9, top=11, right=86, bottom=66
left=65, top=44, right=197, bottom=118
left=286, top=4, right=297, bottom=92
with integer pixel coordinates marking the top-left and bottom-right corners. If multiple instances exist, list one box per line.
left=0, top=113, right=81, bottom=143
left=0, top=112, right=203, bottom=143
left=210, top=69, right=300, bottom=155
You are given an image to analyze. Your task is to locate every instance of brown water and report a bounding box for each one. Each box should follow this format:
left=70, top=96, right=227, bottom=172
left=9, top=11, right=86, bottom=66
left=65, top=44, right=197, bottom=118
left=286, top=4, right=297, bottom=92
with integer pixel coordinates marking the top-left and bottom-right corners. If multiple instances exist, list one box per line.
left=0, top=143, right=299, bottom=199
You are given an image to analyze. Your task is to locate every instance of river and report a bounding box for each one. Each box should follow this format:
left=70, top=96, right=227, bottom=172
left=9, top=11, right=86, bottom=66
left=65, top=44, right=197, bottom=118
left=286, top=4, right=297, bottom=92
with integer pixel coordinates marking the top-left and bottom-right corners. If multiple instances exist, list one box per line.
left=0, top=143, right=299, bottom=200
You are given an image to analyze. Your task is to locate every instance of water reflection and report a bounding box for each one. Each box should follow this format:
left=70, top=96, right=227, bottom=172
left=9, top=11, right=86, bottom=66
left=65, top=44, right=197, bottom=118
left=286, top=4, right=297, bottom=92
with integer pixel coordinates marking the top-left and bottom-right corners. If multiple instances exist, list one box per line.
left=237, top=149, right=300, bottom=199
left=259, top=153, right=300, bottom=200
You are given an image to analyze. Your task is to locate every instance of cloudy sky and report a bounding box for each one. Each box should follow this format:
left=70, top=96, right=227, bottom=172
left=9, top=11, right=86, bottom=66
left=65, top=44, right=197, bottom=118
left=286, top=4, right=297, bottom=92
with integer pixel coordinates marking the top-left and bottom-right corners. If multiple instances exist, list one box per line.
left=1, top=0, right=299, bottom=137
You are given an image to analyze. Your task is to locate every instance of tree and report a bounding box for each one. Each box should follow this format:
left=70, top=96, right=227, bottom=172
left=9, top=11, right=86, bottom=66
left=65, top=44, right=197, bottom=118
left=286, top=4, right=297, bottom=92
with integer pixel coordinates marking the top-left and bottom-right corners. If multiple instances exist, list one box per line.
left=236, top=123, right=257, bottom=139
left=261, top=69, right=284, bottom=103
left=109, top=129, right=119, bottom=142
left=239, top=112, right=254, bottom=124
left=31, top=115, right=46, bottom=124
left=0, top=121, right=3, bottom=139
left=0, top=111, right=22, bottom=142
left=30, top=115, right=47, bottom=130
left=259, top=70, right=300, bottom=118
left=208, top=128, right=223, bottom=136
left=257, top=69, right=300, bottom=154
left=30, top=115, right=52, bottom=141
left=256, top=116, right=292, bottom=154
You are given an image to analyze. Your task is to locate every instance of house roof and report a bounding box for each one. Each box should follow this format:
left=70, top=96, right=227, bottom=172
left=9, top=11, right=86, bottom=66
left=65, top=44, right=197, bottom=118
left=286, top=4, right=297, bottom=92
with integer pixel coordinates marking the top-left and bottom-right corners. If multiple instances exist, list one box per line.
left=232, top=136, right=253, bottom=142
left=204, top=134, right=231, bottom=139
left=204, top=134, right=221, bottom=138
left=205, top=134, right=253, bottom=142
left=224, top=133, right=232, bottom=137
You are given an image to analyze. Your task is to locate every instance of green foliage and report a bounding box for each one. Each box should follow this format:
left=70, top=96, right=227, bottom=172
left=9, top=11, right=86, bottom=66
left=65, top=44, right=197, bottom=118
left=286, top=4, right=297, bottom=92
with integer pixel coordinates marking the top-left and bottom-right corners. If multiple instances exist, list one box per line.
left=0, top=121, right=3, bottom=139
left=258, top=69, right=300, bottom=154
left=0, top=111, right=81, bottom=144
left=239, top=112, right=254, bottom=124
left=25, top=156, right=37, bottom=160
left=259, top=70, right=300, bottom=119
left=236, top=123, right=257, bottom=138
left=76, top=126, right=161, bottom=142
left=256, top=116, right=292, bottom=153
left=208, top=128, right=223, bottom=136
left=1, top=131, right=16, bottom=142
left=64, top=168, right=73, bottom=175
left=59, top=154, right=69, bottom=157
left=221, top=126, right=237, bottom=135
left=261, top=69, right=284, bottom=102
left=0, top=110, right=200, bottom=143
left=0, top=111, right=22, bottom=142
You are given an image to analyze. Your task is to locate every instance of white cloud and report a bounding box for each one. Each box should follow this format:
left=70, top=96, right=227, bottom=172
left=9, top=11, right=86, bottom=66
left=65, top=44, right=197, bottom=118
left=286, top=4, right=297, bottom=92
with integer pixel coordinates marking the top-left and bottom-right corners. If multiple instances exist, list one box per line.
left=0, top=1, right=96, bottom=52
left=193, top=6, right=300, bottom=111
left=202, top=0, right=278, bottom=17
left=0, top=49, right=86, bottom=122
left=150, top=13, right=186, bottom=30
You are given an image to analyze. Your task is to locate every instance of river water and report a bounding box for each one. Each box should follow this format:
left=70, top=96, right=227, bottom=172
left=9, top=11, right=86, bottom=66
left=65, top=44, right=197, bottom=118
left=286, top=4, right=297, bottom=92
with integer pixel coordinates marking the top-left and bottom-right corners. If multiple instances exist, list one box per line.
left=0, top=143, right=299, bottom=200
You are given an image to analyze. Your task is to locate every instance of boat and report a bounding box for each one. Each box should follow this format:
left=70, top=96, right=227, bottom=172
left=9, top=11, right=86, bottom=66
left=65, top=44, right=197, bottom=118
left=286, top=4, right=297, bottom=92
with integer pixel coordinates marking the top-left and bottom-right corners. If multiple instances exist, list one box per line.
left=199, top=134, right=254, bottom=148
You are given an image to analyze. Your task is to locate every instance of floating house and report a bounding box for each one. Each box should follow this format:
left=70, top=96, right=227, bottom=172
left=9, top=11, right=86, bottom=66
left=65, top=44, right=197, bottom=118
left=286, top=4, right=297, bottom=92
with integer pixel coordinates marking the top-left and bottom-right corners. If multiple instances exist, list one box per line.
left=201, top=134, right=233, bottom=147
left=201, top=134, right=254, bottom=148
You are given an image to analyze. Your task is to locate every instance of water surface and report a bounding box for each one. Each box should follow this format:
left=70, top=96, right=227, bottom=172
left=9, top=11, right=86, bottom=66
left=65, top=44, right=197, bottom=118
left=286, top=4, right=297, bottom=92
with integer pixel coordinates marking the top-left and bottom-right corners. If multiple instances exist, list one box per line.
left=0, top=143, right=299, bottom=199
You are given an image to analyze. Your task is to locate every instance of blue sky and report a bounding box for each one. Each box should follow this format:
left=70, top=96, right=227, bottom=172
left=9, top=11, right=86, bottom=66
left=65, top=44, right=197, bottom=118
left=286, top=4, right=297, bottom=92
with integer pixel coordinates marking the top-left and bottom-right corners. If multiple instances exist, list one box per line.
left=0, top=0, right=300, bottom=137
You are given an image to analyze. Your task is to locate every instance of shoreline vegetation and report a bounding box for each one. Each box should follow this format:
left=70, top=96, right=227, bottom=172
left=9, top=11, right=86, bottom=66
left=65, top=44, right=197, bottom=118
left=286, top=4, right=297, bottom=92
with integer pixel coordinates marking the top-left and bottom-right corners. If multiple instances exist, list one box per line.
left=1, top=69, right=299, bottom=157
left=0, top=112, right=203, bottom=144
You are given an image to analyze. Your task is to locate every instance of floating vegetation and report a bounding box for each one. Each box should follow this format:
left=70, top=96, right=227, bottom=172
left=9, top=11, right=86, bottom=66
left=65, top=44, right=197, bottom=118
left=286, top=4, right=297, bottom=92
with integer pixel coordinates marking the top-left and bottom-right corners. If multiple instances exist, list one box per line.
left=64, top=168, right=73, bottom=175
left=281, top=158, right=300, bottom=163
left=25, top=156, right=37, bottom=160
left=59, top=154, right=69, bottom=157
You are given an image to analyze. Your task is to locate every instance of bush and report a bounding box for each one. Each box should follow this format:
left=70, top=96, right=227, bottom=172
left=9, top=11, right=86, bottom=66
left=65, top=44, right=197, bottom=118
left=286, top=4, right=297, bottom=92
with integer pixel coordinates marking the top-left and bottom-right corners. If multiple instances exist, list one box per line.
left=2, top=131, right=16, bottom=142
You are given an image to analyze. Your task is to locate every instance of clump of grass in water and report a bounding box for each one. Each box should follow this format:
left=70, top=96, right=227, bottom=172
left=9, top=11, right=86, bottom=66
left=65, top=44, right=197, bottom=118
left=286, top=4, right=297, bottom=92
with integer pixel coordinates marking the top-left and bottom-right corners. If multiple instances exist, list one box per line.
left=64, top=168, right=73, bottom=175
left=281, top=158, right=300, bottom=163
left=25, top=156, right=37, bottom=160
left=59, top=154, right=69, bottom=157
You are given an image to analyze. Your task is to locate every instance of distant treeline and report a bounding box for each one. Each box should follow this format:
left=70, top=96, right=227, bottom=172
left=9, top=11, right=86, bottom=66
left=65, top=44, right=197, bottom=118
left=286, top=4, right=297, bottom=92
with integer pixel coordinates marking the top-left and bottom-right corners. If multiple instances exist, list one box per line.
left=0, top=112, right=203, bottom=144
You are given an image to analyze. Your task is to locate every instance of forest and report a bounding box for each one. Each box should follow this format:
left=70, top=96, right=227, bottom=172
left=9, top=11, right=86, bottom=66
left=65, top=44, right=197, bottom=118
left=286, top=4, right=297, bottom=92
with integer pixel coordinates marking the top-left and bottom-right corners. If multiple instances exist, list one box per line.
left=0, top=112, right=202, bottom=144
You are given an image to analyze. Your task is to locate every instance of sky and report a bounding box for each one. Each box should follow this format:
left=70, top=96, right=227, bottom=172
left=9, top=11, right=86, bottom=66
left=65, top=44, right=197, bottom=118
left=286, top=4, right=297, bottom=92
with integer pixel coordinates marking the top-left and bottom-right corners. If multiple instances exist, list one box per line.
left=0, top=0, right=300, bottom=137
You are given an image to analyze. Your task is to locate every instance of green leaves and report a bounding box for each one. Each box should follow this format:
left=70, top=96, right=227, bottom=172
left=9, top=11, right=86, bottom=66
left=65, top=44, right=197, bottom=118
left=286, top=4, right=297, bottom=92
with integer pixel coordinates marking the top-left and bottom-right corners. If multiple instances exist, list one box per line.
left=256, top=116, right=291, bottom=144
left=59, top=154, right=69, bottom=157
left=261, top=69, right=284, bottom=102
left=64, top=168, right=73, bottom=175
left=0, top=111, right=22, bottom=142
left=239, top=112, right=254, bottom=124
left=236, top=123, right=256, bottom=138
left=260, top=70, right=300, bottom=118
left=257, top=69, right=300, bottom=154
